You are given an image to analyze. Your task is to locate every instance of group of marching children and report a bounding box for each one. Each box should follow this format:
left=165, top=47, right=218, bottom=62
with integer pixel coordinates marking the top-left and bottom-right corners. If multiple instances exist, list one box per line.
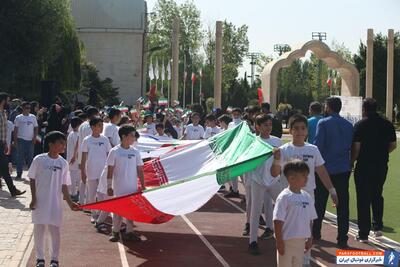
left=222, top=108, right=339, bottom=267
left=29, top=106, right=147, bottom=267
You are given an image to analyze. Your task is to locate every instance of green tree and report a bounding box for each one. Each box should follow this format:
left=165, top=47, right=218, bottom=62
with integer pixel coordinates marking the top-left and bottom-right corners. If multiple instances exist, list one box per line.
left=0, top=0, right=81, bottom=98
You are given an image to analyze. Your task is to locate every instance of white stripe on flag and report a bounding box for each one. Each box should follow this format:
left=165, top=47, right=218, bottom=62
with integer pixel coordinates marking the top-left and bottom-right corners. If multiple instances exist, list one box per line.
left=143, top=173, right=220, bottom=215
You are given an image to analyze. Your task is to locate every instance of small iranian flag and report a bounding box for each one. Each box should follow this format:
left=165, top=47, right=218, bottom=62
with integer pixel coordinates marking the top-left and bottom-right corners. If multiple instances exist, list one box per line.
left=175, top=107, right=184, bottom=113
left=158, top=98, right=168, bottom=106
left=143, top=100, right=151, bottom=109
left=82, top=123, right=273, bottom=224
left=116, top=106, right=129, bottom=113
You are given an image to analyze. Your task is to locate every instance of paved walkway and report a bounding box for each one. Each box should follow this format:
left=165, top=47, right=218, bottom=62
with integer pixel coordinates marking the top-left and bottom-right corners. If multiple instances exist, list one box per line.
left=0, top=171, right=33, bottom=267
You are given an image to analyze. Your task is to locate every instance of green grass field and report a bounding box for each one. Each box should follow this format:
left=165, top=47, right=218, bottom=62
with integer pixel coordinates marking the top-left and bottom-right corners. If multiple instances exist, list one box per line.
left=326, top=141, right=400, bottom=242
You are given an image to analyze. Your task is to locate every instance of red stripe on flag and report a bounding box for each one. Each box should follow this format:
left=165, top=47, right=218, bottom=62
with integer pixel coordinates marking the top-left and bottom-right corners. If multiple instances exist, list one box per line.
left=81, top=193, right=174, bottom=224
left=143, top=158, right=169, bottom=186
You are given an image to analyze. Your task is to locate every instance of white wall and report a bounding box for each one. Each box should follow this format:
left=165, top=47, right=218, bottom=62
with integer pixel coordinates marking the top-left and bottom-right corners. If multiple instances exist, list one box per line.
left=78, top=32, right=144, bottom=105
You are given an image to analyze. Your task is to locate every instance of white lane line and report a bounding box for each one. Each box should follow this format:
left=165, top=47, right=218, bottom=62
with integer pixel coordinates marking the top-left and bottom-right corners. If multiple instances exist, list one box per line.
left=118, top=235, right=130, bottom=267
left=181, top=215, right=230, bottom=267
left=217, top=193, right=328, bottom=267
left=215, top=193, right=246, bottom=213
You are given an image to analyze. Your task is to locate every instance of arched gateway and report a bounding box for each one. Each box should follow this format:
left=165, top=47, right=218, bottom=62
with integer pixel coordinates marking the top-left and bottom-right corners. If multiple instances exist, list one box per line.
left=261, top=40, right=360, bottom=112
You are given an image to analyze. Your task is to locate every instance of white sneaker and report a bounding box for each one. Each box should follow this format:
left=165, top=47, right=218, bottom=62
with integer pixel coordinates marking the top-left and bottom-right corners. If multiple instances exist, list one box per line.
left=374, top=230, right=383, bottom=237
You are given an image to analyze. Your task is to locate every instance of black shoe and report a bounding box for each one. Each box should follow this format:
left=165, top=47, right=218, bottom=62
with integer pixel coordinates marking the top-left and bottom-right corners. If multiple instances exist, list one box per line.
left=11, top=189, right=26, bottom=197
left=218, top=185, right=226, bottom=193
left=36, top=259, right=45, bottom=267
left=95, top=222, right=108, bottom=233
left=49, top=260, right=59, bottom=267
left=242, top=223, right=250, bottom=236
left=259, top=216, right=266, bottom=226
left=109, top=231, right=120, bottom=242
left=224, top=191, right=240, bottom=198
left=337, top=241, right=349, bottom=249
left=248, top=241, right=260, bottom=255
left=260, top=228, right=274, bottom=240
left=355, top=235, right=368, bottom=243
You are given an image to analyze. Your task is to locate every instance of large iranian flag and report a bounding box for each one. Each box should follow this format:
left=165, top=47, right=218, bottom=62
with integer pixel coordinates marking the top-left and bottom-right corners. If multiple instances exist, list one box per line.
left=81, top=123, right=273, bottom=224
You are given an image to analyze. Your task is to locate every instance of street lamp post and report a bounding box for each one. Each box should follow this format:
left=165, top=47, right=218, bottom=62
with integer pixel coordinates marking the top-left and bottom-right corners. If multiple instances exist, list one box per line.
left=274, top=44, right=291, bottom=103
left=246, top=52, right=261, bottom=87
left=312, top=32, right=327, bottom=99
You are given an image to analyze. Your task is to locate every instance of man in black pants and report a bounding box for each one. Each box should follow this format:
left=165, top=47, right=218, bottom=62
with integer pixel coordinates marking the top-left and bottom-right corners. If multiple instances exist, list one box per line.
left=352, top=98, right=397, bottom=242
left=312, top=97, right=353, bottom=248
left=0, top=92, right=25, bottom=197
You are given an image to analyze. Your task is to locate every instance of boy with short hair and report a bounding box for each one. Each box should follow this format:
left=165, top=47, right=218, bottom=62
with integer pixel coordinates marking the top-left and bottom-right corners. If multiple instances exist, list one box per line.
left=228, top=108, right=242, bottom=129
left=143, top=112, right=157, bottom=135
left=14, top=101, right=38, bottom=179
left=29, top=131, right=79, bottom=267
left=203, top=114, right=221, bottom=139
left=103, top=108, right=121, bottom=147
left=218, top=114, right=232, bottom=131
left=247, top=114, right=283, bottom=254
left=271, top=114, right=338, bottom=265
left=307, top=102, right=323, bottom=144
left=273, top=159, right=317, bottom=267
left=66, top=117, right=83, bottom=201
left=155, top=123, right=172, bottom=140
left=182, top=112, right=204, bottom=140
left=107, top=125, right=145, bottom=242
left=81, top=117, right=112, bottom=223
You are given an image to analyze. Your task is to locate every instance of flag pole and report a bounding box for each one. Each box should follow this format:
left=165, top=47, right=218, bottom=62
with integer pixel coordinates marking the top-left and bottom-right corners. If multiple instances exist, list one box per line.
left=191, top=73, right=194, bottom=105
left=199, top=69, right=202, bottom=104
left=183, top=53, right=186, bottom=108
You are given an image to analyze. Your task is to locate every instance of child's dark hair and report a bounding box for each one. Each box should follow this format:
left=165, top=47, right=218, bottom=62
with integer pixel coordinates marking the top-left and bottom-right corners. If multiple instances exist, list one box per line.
left=205, top=114, right=216, bottom=121
left=191, top=112, right=200, bottom=118
left=288, top=114, right=308, bottom=129
left=218, top=114, right=232, bottom=125
left=44, top=131, right=66, bottom=152
left=156, top=123, right=164, bottom=130
left=118, top=116, right=130, bottom=126
left=70, top=117, right=83, bottom=129
left=283, top=159, right=310, bottom=177
left=232, top=107, right=242, bottom=114
left=118, top=125, right=139, bottom=139
left=78, top=112, right=88, bottom=121
left=255, top=114, right=273, bottom=126
left=89, top=117, right=103, bottom=127
left=86, top=107, right=99, bottom=118
left=309, top=101, right=322, bottom=114
left=108, top=108, right=121, bottom=120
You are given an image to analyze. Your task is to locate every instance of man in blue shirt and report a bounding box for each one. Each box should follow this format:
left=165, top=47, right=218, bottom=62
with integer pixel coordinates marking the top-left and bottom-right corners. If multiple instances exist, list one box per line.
left=307, top=102, right=323, bottom=144
left=312, top=97, right=353, bottom=248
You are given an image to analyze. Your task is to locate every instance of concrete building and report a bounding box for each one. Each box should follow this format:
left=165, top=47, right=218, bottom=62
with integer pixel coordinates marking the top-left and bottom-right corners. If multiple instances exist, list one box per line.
left=71, top=0, right=146, bottom=105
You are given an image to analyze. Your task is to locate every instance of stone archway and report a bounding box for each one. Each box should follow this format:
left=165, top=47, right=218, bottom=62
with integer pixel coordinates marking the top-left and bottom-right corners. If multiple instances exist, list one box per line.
left=261, top=40, right=360, bottom=112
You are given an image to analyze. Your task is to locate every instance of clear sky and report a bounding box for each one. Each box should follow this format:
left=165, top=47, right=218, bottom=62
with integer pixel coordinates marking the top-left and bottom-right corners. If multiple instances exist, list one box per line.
left=146, top=0, right=400, bottom=73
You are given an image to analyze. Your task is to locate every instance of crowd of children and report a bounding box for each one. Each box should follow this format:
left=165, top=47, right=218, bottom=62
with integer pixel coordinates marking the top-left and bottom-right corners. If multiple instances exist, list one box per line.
left=8, top=96, right=347, bottom=267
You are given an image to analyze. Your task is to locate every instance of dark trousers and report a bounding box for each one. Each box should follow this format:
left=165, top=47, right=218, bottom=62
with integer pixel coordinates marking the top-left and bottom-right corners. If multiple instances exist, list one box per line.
left=313, top=172, right=350, bottom=243
left=354, top=164, right=387, bottom=238
left=0, top=142, right=16, bottom=195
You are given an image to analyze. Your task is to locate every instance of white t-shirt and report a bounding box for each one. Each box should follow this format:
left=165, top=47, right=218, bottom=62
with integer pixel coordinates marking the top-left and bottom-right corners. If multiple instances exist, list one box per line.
left=248, top=136, right=282, bottom=187
left=173, top=126, right=182, bottom=139
left=6, top=121, right=14, bottom=148
left=155, top=134, right=173, bottom=141
left=77, top=121, right=92, bottom=164
left=273, top=188, right=317, bottom=240
left=279, top=142, right=325, bottom=193
left=99, top=145, right=143, bottom=196
left=81, top=135, right=111, bottom=180
left=228, top=119, right=242, bottom=129
left=103, top=122, right=120, bottom=147
left=14, top=114, right=38, bottom=141
left=28, top=154, right=71, bottom=227
left=185, top=124, right=204, bottom=140
left=67, top=131, right=79, bottom=171
left=203, top=126, right=221, bottom=139
left=144, top=123, right=157, bottom=135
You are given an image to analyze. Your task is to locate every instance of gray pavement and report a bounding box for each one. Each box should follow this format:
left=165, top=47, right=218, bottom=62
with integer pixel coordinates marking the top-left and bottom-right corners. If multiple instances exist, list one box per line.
left=0, top=171, right=33, bottom=267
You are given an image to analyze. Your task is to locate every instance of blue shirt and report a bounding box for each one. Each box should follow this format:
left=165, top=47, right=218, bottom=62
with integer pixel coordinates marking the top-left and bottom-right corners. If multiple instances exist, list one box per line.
left=314, top=113, right=353, bottom=174
left=307, top=115, right=322, bottom=144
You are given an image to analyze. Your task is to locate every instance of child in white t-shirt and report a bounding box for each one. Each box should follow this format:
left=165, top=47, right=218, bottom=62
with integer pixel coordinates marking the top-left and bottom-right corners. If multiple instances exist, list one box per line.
left=102, top=108, right=121, bottom=147
left=106, top=125, right=145, bottom=242
left=81, top=117, right=112, bottom=223
left=247, top=114, right=283, bottom=255
left=203, top=114, right=221, bottom=139
left=217, top=114, right=232, bottom=132
left=273, top=159, right=317, bottom=267
left=143, top=113, right=157, bottom=135
left=66, top=117, right=83, bottom=200
left=228, top=107, right=242, bottom=129
left=182, top=112, right=204, bottom=140
left=271, top=114, right=338, bottom=265
left=155, top=123, right=172, bottom=140
left=29, top=131, right=79, bottom=267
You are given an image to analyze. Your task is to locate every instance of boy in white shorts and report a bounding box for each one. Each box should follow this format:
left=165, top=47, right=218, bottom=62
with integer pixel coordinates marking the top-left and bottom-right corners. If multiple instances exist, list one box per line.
left=29, top=131, right=79, bottom=267
left=273, top=159, right=317, bottom=267
left=107, top=125, right=146, bottom=242
left=271, top=114, right=338, bottom=266
left=81, top=117, right=111, bottom=224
